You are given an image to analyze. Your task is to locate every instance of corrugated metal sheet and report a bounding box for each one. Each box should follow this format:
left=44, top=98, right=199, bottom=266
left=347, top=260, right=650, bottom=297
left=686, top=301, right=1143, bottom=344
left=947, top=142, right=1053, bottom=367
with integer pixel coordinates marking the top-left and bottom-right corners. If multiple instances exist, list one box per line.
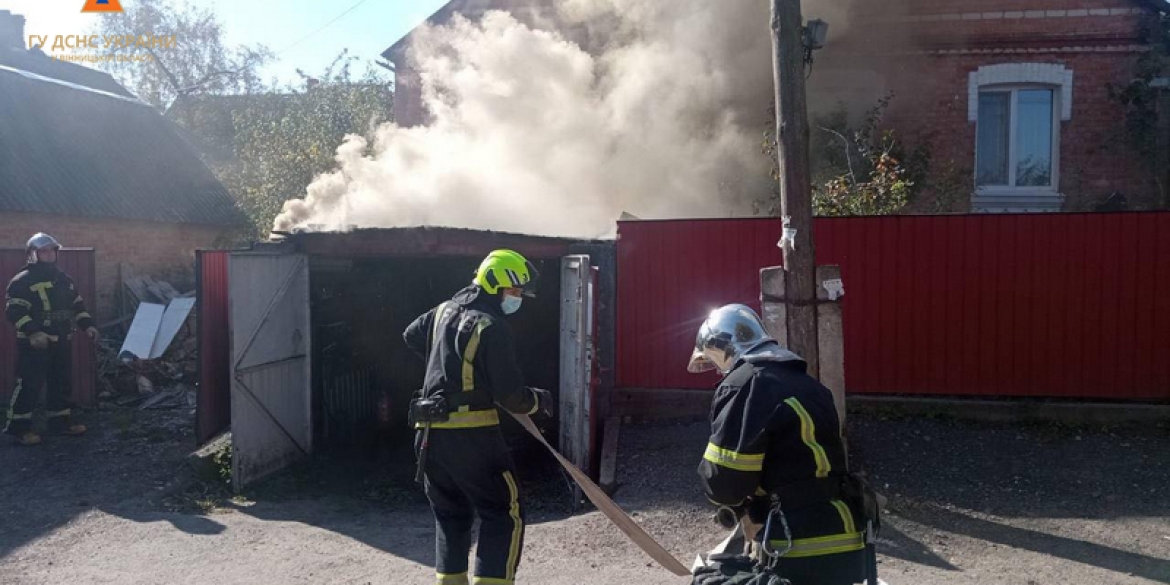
left=196, top=250, right=231, bottom=444
left=616, top=213, right=1170, bottom=401
left=229, top=252, right=312, bottom=490
left=0, top=67, right=249, bottom=227
left=0, top=249, right=97, bottom=407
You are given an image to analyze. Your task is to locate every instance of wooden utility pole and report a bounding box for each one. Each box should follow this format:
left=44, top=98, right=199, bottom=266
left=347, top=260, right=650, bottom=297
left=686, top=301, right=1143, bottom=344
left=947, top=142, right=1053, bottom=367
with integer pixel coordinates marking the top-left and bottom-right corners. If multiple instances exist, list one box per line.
left=770, top=0, right=819, bottom=373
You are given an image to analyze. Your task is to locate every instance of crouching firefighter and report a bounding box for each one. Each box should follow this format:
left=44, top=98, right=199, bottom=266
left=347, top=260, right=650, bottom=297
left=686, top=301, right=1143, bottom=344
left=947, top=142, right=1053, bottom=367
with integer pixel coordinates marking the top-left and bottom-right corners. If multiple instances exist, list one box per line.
left=403, top=249, right=553, bottom=585
left=689, top=305, right=881, bottom=585
left=4, top=233, right=97, bottom=446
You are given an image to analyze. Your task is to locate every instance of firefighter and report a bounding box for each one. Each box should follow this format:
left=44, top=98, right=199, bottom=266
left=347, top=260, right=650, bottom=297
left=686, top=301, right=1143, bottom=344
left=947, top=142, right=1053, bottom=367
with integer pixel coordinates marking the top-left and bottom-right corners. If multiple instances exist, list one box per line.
left=690, top=304, right=874, bottom=585
left=403, top=249, right=552, bottom=585
left=4, top=233, right=97, bottom=446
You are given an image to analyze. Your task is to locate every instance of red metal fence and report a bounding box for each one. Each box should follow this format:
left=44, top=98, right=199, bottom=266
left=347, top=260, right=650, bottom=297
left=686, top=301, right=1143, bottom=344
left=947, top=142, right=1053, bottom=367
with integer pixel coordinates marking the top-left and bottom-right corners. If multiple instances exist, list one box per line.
left=196, top=250, right=231, bottom=444
left=0, top=249, right=97, bottom=407
left=616, top=213, right=1170, bottom=401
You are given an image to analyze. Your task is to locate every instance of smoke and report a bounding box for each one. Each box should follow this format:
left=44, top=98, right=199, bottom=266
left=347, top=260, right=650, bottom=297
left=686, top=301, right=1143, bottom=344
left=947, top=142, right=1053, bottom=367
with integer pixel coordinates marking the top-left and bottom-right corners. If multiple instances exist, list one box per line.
left=274, top=0, right=852, bottom=238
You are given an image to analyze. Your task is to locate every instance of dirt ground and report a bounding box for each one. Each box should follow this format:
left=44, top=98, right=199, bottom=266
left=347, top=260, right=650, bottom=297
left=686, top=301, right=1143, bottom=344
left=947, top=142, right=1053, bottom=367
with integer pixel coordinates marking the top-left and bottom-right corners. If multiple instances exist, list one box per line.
left=0, top=404, right=1167, bottom=585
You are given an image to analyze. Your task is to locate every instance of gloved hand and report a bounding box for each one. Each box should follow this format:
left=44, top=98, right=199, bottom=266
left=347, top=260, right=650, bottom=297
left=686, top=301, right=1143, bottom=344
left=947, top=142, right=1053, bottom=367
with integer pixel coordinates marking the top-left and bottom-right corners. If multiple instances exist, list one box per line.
left=530, top=387, right=554, bottom=418
left=29, top=331, right=50, bottom=350
left=85, top=326, right=99, bottom=342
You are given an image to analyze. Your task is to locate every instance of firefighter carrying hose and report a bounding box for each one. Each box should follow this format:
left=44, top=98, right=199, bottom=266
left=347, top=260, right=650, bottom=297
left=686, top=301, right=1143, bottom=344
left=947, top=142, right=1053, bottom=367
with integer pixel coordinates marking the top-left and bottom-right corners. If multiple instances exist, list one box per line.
left=403, top=249, right=552, bottom=585
left=689, top=305, right=880, bottom=585
left=4, top=233, right=97, bottom=446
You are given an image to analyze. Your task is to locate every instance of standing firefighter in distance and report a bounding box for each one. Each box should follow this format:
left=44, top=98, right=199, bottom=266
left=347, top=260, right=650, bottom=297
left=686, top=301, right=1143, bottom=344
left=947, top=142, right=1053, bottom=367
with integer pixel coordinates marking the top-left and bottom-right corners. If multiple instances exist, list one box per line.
left=4, top=234, right=97, bottom=446
left=690, top=305, right=879, bottom=585
left=403, top=249, right=552, bottom=585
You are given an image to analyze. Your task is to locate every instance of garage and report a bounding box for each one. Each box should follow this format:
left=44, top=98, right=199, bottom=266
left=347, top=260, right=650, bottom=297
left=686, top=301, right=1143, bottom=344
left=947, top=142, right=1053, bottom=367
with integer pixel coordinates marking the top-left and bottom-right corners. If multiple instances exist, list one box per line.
left=196, top=227, right=615, bottom=491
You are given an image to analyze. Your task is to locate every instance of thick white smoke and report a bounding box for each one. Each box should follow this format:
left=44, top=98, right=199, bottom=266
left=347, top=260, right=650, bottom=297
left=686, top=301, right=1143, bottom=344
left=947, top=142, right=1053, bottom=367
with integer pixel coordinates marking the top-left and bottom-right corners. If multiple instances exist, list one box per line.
left=274, top=1, right=847, bottom=238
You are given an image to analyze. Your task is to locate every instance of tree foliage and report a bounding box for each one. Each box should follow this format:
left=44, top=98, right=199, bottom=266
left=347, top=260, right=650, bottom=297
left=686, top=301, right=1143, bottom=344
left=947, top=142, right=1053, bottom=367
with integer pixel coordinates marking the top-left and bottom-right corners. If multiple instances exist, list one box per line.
left=760, top=94, right=930, bottom=216
left=174, top=53, right=393, bottom=237
left=89, top=0, right=271, bottom=110
left=1108, top=11, right=1170, bottom=208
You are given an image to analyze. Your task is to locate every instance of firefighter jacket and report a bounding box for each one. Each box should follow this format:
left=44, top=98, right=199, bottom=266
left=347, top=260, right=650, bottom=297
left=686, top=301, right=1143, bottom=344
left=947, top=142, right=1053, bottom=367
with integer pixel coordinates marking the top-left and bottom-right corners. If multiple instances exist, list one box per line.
left=699, top=346, right=866, bottom=562
left=5, top=263, right=95, bottom=341
left=403, top=285, right=538, bottom=429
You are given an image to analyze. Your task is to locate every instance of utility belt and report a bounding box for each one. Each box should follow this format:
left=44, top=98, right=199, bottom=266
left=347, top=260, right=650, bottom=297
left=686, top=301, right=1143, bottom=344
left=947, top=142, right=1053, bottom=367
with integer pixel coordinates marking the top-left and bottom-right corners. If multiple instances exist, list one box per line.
left=412, top=388, right=498, bottom=484
left=46, top=310, right=75, bottom=323
left=16, top=331, right=67, bottom=342
left=409, top=388, right=498, bottom=429
left=759, top=473, right=882, bottom=584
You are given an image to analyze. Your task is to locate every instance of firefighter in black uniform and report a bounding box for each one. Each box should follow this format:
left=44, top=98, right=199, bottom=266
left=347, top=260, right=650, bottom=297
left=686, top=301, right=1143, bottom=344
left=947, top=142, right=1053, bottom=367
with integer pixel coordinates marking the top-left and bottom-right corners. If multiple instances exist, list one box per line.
left=689, top=304, right=877, bottom=585
left=403, top=249, right=552, bottom=585
left=4, top=233, right=97, bottom=446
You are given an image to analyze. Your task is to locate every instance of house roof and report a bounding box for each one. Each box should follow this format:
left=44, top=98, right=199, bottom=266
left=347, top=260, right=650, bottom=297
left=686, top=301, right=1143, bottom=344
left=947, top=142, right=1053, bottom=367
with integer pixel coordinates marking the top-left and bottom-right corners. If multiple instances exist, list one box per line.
left=382, top=0, right=552, bottom=61
left=0, top=64, right=250, bottom=228
left=277, top=226, right=606, bottom=259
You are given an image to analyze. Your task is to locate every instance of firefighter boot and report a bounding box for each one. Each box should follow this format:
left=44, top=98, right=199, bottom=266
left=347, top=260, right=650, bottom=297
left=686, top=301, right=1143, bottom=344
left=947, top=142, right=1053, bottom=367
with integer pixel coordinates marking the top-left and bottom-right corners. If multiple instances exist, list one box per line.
left=15, top=432, right=42, bottom=446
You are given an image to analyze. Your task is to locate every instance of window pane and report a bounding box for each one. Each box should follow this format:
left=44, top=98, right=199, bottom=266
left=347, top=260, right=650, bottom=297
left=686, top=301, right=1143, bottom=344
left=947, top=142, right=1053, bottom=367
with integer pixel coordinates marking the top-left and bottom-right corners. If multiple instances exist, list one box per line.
left=977, top=93, right=1010, bottom=186
left=1015, top=89, right=1053, bottom=187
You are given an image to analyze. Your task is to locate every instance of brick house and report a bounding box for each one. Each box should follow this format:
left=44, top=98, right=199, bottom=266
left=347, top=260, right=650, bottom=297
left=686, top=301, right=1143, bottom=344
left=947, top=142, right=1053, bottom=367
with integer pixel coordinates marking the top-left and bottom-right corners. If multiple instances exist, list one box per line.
left=384, top=0, right=1169, bottom=214
left=0, top=11, right=249, bottom=319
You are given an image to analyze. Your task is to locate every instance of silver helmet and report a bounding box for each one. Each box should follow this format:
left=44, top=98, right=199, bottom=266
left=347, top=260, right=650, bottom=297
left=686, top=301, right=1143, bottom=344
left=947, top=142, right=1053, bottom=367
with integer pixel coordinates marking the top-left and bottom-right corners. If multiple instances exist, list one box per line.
left=27, top=232, right=61, bottom=264
left=687, top=304, right=779, bottom=374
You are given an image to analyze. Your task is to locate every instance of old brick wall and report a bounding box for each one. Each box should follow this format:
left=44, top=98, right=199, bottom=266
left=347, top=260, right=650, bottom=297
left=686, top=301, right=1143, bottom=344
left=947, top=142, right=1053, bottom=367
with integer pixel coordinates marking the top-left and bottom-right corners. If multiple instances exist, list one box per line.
left=0, top=211, right=241, bottom=320
left=815, top=0, right=1161, bottom=211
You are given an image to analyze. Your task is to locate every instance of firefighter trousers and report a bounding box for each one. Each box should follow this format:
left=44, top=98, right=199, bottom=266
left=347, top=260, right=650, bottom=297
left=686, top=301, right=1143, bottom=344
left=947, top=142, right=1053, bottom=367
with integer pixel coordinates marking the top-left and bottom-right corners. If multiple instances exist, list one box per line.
left=4, top=339, right=73, bottom=436
left=416, top=426, right=525, bottom=585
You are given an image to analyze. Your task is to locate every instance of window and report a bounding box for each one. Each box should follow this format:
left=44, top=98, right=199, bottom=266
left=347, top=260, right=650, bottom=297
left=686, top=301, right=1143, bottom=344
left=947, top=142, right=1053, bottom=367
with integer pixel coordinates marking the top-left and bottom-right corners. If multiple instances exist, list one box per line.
left=976, top=87, right=1057, bottom=191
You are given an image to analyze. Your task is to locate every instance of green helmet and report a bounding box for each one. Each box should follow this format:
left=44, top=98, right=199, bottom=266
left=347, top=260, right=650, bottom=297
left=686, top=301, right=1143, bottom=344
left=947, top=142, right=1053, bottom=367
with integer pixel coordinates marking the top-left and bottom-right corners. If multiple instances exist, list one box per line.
left=474, top=250, right=539, bottom=296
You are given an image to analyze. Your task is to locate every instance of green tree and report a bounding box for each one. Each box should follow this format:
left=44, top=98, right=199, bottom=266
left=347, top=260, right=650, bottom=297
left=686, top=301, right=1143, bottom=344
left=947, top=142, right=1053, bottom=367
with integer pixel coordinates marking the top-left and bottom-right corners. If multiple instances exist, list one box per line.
left=178, top=53, right=393, bottom=237
left=1108, top=11, right=1170, bottom=208
left=759, top=94, right=931, bottom=216
left=89, top=0, right=271, bottom=109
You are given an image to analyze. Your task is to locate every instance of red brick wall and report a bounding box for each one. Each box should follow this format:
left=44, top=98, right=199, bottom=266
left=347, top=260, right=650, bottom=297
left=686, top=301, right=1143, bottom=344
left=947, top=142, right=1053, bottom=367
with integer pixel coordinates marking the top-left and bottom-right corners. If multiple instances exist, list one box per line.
left=0, top=211, right=241, bottom=320
left=814, top=1, right=1162, bottom=211
left=870, top=54, right=1157, bottom=212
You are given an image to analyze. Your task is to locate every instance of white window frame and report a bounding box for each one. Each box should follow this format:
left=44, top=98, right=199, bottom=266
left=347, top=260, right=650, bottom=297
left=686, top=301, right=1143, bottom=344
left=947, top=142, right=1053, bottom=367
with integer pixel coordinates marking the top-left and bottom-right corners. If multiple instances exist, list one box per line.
left=975, top=84, right=1061, bottom=197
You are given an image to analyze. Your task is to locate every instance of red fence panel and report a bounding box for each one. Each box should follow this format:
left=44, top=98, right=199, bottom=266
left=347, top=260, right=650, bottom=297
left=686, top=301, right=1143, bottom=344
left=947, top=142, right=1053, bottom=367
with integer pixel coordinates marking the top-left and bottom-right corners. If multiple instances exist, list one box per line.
left=616, top=213, right=1170, bottom=402
left=0, top=249, right=97, bottom=408
left=196, top=250, right=231, bottom=444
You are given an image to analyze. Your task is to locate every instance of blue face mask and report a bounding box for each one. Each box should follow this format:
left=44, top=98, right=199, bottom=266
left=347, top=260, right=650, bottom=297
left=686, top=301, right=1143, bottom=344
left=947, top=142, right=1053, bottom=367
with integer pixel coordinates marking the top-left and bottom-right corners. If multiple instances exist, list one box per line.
left=501, top=295, right=523, bottom=315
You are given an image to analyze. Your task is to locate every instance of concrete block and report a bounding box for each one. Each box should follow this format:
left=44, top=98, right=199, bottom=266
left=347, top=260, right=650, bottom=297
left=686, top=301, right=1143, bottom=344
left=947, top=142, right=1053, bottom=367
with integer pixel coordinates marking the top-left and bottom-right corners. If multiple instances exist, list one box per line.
left=759, top=266, right=787, bottom=347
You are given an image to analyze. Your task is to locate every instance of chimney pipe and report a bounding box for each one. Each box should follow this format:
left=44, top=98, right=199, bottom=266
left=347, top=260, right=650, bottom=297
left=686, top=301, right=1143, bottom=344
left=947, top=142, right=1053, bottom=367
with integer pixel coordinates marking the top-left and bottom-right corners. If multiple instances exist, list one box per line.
left=0, top=10, right=27, bottom=51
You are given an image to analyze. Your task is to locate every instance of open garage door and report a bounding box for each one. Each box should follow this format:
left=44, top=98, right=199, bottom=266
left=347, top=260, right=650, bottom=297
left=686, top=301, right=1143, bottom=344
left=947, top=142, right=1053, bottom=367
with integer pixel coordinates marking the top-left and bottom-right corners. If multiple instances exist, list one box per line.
left=229, top=249, right=312, bottom=491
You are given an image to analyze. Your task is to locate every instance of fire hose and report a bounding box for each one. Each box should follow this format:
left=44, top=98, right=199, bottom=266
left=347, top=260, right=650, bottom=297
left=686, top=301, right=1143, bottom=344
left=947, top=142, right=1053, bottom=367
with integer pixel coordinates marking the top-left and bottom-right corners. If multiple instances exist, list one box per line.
left=508, top=411, right=692, bottom=576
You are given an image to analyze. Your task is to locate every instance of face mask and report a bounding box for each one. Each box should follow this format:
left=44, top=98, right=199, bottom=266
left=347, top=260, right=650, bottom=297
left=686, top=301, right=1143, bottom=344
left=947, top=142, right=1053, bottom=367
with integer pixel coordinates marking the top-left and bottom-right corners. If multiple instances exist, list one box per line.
left=501, top=295, right=523, bottom=315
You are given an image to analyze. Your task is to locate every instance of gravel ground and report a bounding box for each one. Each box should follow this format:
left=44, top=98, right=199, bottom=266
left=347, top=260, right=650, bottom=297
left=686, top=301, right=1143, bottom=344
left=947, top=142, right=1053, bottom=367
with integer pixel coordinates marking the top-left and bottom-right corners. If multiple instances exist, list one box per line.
left=0, top=406, right=1166, bottom=584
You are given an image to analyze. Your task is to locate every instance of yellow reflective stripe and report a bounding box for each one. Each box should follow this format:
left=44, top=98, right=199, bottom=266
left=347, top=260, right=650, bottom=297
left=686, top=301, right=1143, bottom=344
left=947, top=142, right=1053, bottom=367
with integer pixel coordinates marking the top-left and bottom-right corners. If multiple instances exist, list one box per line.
left=415, top=409, right=500, bottom=429
left=462, top=318, right=490, bottom=391
left=16, top=332, right=58, bottom=341
left=74, top=312, right=92, bottom=323
left=784, top=398, right=831, bottom=478
left=46, top=409, right=71, bottom=418
left=9, top=413, right=33, bottom=420
left=7, top=298, right=32, bottom=309
left=703, top=443, right=765, bottom=472
left=7, top=379, right=24, bottom=423
left=432, top=302, right=453, bottom=346
left=29, top=282, right=53, bottom=311
left=769, top=531, right=865, bottom=558
left=436, top=572, right=468, bottom=585
left=502, top=470, right=523, bottom=581
left=14, top=316, right=32, bottom=329
left=473, top=578, right=514, bottom=585
left=831, top=499, right=856, bottom=534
